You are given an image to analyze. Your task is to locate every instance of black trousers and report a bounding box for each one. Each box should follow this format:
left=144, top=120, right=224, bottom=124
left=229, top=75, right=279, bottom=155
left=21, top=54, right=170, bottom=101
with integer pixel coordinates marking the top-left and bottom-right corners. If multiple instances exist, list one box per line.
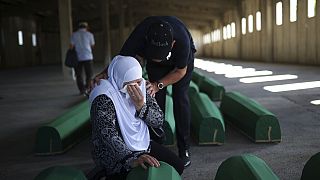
left=74, top=60, right=93, bottom=93
left=149, top=141, right=184, bottom=175
left=146, top=55, right=194, bottom=154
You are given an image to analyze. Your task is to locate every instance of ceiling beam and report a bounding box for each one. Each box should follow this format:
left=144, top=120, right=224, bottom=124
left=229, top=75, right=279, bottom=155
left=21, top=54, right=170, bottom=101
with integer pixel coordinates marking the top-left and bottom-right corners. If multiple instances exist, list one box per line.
left=129, top=0, right=238, bottom=11
left=132, top=8, right=220, bottom=22
left=132, top=14, right=212, bottom=29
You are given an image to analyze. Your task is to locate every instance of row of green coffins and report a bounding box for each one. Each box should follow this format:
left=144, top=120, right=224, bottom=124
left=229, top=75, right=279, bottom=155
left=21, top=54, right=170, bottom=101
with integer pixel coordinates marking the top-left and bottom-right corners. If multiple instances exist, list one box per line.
left=34, top=70, right=281, bottom=155
left=191, top=70, right=281, bottom=143
left=34, top=152, right=320, bottom=179
left=33, top=154, right=278, bottom=180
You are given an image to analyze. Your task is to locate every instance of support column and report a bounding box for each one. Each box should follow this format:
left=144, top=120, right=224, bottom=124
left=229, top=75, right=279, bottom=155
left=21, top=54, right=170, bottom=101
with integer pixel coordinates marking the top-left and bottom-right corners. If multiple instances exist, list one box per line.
left=119, top=0, right=125, bottom=46
left=101, top=0, right=111, bottom=65
left=127, top=0, right=134, bottom=32
left=58, top=0, right=73, bottom=78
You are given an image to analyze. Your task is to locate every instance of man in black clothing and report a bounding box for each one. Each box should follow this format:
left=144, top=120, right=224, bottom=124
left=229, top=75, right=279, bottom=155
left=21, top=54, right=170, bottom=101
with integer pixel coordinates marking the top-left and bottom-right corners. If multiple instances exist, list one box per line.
left=94, top=16, right=196, bottom=167
left=120, top=16, right=196, bottom=168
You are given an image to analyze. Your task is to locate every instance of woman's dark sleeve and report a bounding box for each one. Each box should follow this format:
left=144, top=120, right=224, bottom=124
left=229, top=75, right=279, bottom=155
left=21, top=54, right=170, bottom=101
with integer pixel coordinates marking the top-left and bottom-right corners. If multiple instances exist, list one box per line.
left=90, top=95, right=145, bottom=174
left=136, top=93, right=164, bottom=128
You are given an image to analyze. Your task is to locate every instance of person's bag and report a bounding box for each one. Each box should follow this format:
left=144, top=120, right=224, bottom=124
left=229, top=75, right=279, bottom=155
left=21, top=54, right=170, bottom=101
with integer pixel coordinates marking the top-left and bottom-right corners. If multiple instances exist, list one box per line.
left=148, top=126, right=166, bottom=144
left=65, top=49, right=78, bottom=68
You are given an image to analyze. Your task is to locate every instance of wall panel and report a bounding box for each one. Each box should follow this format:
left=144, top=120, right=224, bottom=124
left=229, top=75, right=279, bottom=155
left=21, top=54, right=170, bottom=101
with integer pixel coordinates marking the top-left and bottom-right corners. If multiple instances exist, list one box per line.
left=201, top=0, right=320, bottom=65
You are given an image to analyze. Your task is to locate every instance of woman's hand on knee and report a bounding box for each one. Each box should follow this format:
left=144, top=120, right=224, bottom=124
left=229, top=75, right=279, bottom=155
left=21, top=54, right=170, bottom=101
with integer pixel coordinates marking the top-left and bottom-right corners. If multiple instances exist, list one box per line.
left=133, top=154, right=160, bottom=169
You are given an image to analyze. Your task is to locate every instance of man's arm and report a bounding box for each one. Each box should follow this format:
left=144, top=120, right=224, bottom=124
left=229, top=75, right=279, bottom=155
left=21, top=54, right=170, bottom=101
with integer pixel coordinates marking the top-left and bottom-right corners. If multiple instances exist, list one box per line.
left=160, top=66, right=187, bottom=87
left=147, top=65, right=187, bottom=96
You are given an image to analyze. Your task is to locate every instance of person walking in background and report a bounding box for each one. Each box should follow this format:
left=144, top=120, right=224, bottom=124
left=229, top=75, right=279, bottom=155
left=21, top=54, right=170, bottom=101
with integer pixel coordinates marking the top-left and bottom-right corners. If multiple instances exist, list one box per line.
left=70, top=22, right=95, bottom=95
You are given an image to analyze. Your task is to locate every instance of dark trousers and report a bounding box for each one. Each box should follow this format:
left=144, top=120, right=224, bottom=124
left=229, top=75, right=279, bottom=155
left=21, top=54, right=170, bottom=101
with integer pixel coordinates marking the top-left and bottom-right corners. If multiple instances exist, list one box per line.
left=146, top=55, right=194, bottom=154
left=74, top=60, right=93, bottom=93
left=149, top=141, right=184, bottom=174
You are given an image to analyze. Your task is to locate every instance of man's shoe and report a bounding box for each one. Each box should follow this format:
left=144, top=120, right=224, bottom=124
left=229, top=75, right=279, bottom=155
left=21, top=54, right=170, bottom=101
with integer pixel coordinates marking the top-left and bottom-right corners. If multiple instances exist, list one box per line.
left=179, top=150, right=191, bottom=168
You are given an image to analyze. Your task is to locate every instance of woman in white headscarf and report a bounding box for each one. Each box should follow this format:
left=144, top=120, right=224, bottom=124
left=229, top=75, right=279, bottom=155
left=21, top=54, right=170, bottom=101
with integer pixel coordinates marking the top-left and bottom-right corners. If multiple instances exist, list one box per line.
left=89, top=55, right=184, bottom=179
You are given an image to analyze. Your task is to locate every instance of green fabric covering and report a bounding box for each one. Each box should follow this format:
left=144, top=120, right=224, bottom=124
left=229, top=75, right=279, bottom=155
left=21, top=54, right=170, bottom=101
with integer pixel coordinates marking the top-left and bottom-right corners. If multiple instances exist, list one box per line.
left=142, top=66, right=148, bottom=79
left=34, top=166, right=87, bottom=180
left=164, top=95, right=176, bottom=145
left=192, top=70, right=205, bottom=86
left=35, top=101, right=90, bottom=155
left=215, top=154, right=279, bottom=180
left=166, top=85, right=173, bottom=96
left=301, top=152, right=320, bottom=180
left=189, top=90, right=225, bottom=145
left=199, top=77, right=225, bottom=101
left=189, top=80, right=199, bottom=94
left=126, top=161, right=181, bottom=180
left=220, top=92, right=281, bottom=143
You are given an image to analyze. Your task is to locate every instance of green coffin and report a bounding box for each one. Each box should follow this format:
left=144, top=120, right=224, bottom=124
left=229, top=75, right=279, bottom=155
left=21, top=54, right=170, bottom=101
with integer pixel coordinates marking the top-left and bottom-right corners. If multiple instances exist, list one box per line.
left=189, top=90, right=225, bottom=145
left=215, top=154, right=279, bottom=180
left=164, top=95, right=176, bottom=146
left=34, top=166, right=87, bottom=180
left=199, top=77, right=225, bottom=101
left=301, top=152, right=320, bottom=180
left=220, top=92, right=281, bottom=143
left=192, top=70, right=205, bottom=86
left=126, top=161, right=181, bottom=180
left=189, top=80, right=199, bottom=93
left=166, top=85, right=173, bottom=96
left=35, top=101, right=90, bottom=155
left=142, top=66, right=148, bottom=79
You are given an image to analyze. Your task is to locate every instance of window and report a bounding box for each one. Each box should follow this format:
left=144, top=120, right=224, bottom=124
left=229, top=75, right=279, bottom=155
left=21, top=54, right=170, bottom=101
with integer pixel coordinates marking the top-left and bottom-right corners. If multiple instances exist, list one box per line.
left=276, top=1, right=283, bottom=25
left=32, top=33, right=37, bottom=47
left=231, top=22, right=236, bottom=37
left=223, top=26, right=227, bottom=40
left=242, top=18, right=246, bottom=35
left=211, top=31, right=214, bottom=42
left=248, top=15, right=253, bottom=33
left=290, top=0, right=297, bottom=22
left=308, top=0, right=316, bottom=18
left=256, top=11, right=262, bottom=31
left=213, top=29, right=221, bottom=42
left=18, top=31, right=23, bottom=46
left=217, top=29, right=221, bottom=41
left=203, top=33, right=211, bottom=44
left=227, top=24, right=231, bottom=39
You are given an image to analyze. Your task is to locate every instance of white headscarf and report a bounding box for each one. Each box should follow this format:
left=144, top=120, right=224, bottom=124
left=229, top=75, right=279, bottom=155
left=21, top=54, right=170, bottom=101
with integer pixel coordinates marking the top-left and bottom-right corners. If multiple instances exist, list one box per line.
left=89, top=55, right=150, bottom=151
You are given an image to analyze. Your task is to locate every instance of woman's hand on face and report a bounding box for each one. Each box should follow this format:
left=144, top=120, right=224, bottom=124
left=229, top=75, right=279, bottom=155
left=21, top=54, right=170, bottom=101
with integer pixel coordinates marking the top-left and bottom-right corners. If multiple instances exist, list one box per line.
left=146, top=81, right=159, bottom=98
left=132, top=154, right=160, bottom=169
left=127, top=84, right=144, bottom=111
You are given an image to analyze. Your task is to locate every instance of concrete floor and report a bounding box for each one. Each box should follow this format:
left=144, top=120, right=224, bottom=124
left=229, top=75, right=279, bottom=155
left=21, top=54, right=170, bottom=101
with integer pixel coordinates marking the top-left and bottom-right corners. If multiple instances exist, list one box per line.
left=0, top=59, right=320, bottom=180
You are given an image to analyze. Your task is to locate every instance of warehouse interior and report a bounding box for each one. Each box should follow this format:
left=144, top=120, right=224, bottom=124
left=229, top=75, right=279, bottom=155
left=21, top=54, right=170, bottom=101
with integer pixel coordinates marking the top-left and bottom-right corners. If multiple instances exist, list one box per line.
left=0, top=0, right=320, bottom=179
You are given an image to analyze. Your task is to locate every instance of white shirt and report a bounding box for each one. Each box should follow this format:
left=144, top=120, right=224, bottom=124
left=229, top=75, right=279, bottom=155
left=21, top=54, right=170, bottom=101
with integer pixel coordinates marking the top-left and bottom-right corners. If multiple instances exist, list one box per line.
left=70, top=28, right=95, bottom=61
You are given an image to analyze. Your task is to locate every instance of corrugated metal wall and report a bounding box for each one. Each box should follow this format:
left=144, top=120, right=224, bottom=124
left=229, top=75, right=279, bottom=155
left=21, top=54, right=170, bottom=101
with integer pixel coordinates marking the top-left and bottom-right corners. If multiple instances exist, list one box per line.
left=0, top=16, right=40, bottom=68
left=205, top=0, right=320, bottom=65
